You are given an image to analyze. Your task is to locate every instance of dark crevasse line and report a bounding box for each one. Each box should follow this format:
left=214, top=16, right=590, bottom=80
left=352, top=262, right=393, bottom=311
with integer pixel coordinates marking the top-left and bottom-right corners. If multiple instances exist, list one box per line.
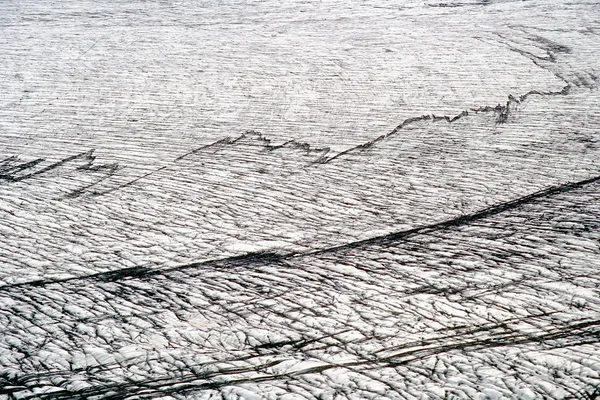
left=26, top=133, right=328, bottom=199
left=105, top=78, right=575, bottom=192
left=3, top=32, right=579, bottom=197
left=0, top=150, right=94, bottom=182
left=55, top=80, right=571, bottom=198
left=90, top=133, right=332, bottom=198
left=0, top=73, right=567, bottom=196
left=0, top=149, right=120, bottom=200
left=2, top=30, right=585, bottom=198
left=2, top=170, right=599, bottom=291
left=43, top=32, right=582, bottom=197
left=323, top=27, right=585, bottom=164
left=94, top=136, right=246, bottom=196
left=0, top=157, right=44, bottom=176
left=321, top=83, right=571, bottom=164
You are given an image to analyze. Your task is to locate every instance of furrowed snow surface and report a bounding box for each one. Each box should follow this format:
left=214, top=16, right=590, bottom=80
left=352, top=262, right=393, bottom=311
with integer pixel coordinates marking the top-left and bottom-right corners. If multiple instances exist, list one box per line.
left=1, top=0, right=600, bottom=399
